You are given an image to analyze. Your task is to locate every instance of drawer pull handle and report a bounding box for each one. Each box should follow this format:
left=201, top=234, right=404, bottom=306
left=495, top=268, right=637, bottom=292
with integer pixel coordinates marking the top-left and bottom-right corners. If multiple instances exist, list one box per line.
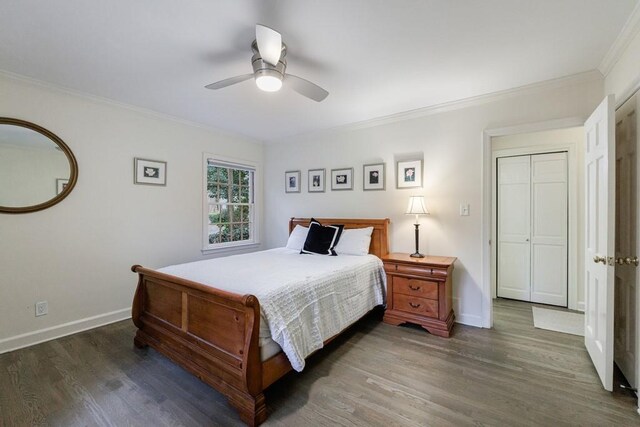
left=409, top=285, right=421, bottom=291
left=409, top=302, right=421, bottom=308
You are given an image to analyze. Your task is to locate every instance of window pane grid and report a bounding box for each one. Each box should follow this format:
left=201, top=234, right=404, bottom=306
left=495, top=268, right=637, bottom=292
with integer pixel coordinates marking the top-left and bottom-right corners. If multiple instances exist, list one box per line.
left=207, top=164, right=254, bottom=246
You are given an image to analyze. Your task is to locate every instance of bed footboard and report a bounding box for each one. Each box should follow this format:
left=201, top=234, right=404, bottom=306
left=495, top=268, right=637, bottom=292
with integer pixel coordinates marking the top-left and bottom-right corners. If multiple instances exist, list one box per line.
left=131, top=265, right=266, bottom=426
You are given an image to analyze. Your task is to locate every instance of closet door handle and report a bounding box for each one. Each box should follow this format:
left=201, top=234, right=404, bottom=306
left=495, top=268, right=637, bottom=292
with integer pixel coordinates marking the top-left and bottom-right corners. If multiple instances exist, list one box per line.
left=525, top=238, right=530, bottom=242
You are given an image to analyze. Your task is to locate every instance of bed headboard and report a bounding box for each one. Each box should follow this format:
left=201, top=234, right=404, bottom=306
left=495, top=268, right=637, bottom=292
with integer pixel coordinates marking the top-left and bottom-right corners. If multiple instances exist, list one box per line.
left=289, top=217, right=390, bottom=259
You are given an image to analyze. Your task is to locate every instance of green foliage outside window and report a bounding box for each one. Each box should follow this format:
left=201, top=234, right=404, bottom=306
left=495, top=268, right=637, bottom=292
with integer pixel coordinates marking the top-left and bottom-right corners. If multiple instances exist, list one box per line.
left=207, top=165, right=253, bottom=245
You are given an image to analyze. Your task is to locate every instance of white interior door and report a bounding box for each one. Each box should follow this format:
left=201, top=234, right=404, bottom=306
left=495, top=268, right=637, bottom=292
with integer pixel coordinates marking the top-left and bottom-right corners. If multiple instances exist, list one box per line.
left=530, top=153, right=568, bottom=306
left=498, top=154, right=568, bottom=305
left=614, top=92, right=638, bottom=390
left=584, top=94, right=615, bottom=391
left=497, top=156, right=531, bottom=301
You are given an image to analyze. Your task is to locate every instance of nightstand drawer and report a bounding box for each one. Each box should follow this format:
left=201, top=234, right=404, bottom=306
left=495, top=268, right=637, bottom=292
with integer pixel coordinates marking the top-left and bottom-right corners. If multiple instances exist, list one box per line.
left=393, top=294, right=438, bottom=317
left=396, top=264, right=432, bottom=277
left=394, top=276, right=438, bottom=299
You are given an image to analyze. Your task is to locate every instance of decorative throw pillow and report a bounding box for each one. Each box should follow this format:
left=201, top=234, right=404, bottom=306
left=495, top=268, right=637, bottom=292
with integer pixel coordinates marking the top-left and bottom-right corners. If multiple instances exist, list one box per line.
left=285, top=225, right=309, bottom=251
left=334, top=226, right=374, bottom=256
left=301, top=218, right=344, bottom=256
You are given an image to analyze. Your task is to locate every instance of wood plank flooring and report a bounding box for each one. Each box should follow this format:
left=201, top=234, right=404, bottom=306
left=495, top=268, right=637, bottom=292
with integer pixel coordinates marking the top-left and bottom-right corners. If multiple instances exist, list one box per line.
left=1, top=299, right=638, bottom=426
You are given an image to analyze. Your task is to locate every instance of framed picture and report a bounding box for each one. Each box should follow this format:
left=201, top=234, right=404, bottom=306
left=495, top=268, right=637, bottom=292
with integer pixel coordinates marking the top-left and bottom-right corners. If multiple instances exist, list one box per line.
left=331, top=167, right=354, bottom=191
left=134, top=158, right=167, bottom=186
left=56, top=178, right=69, bottom=195
left=285, top=170, right=301, bottom=193
left=308, top=168, right=325, bottom=192
left=363, top=163, right=385, bottom=191
left=397, top=159, right=422, bottom=188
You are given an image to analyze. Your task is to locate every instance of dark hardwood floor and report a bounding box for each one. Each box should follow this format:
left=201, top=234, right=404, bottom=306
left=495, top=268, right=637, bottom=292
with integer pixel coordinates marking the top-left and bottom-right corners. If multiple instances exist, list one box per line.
left=1, top=299, right=638, bottom=426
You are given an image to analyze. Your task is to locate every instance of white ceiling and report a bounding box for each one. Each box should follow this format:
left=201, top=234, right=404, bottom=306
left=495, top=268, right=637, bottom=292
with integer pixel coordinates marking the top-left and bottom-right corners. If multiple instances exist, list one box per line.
left=0, top=1, right=636, bottom=142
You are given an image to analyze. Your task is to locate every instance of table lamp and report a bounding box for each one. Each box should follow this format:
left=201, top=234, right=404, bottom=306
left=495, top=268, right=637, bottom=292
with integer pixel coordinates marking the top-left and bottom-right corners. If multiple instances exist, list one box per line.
left=406, top=196, right=429, bottom=258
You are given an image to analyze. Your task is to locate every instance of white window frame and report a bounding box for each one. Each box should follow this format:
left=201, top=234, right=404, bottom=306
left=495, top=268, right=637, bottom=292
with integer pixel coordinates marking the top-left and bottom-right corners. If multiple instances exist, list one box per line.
left=202, top=153, right=260, bottom=254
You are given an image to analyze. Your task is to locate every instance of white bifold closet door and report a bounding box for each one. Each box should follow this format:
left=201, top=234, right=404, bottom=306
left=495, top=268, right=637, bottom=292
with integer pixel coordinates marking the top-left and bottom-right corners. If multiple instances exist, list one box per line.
left=497, top=152, right=568, bottom=306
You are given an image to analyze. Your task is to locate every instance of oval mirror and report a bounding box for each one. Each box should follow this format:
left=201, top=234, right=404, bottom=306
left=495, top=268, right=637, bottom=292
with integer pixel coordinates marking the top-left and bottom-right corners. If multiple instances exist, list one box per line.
left=0, top=118, right=78, bottom=214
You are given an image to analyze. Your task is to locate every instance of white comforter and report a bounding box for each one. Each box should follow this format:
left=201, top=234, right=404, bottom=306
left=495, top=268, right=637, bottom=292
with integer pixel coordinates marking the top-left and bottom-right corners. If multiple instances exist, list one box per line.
left=158, top=248, right=386, bottom=371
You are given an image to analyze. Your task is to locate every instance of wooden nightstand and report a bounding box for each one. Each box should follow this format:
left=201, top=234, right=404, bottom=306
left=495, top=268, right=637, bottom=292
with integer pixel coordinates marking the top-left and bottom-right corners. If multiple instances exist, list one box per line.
left=382, top=253, right=456, bottom=337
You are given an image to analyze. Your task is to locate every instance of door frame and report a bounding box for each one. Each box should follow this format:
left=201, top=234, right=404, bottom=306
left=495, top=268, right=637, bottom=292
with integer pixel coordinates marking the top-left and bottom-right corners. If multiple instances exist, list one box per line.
left=481, top=117, right=584, bottom=328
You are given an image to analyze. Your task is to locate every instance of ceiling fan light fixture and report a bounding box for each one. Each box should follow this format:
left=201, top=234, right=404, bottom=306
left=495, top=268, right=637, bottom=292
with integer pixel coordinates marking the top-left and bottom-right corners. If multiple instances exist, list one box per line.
left=205, top=25, right=328, bottom=101
left=255, top=69, right=283, bottom=92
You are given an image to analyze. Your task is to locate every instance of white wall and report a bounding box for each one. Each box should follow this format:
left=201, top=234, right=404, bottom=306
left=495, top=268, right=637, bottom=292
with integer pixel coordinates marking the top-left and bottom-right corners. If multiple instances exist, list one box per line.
left=0, top=74, right=263, bottom=352
left=264, top=76, right=603, bottom=327
left=492, top=127, right=583, bottom=151
left=605, top=26, right=640, bottom=101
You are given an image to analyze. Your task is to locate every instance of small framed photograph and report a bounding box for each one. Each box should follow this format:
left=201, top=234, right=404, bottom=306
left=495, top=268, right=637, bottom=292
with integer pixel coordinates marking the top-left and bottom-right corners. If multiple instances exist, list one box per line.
left=363, top=163, right=385, bottom=191
left=285, top=170, right=301, bottom=193
left=56, top=178, right=69, bottom=195
left=134, top=158, right=167, bottom=186
left=308, top=168, right=325, bottom=192
left=397, top=159, right=422, bottom=189
left=331, top=167, right=354, bottom=191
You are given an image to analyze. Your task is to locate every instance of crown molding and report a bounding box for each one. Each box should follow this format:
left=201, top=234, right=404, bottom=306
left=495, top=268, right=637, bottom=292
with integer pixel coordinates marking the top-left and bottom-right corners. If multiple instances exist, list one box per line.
left=272, top=70, right=602, bottom=144
left=598, top=1, right=640, bottom=77
left=0, top=69, right=263, bottom=146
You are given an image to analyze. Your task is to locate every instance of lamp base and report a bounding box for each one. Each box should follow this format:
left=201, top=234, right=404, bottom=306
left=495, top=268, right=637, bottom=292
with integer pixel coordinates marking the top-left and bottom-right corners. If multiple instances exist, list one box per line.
left=410, top=252, right=425, bottom=258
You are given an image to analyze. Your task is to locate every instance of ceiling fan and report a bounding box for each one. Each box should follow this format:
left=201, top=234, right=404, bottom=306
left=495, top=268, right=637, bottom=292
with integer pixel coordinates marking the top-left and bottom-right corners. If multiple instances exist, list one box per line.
left=205, top=24, right=329, bottom=102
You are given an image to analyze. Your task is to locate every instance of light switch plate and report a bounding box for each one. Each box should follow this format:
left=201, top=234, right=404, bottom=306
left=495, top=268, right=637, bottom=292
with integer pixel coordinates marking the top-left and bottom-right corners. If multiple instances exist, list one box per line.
left=460, top=203, right=470, bottom=216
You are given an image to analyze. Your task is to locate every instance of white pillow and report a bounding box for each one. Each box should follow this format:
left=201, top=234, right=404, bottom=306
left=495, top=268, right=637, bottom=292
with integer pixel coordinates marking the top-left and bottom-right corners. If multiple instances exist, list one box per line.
left=334, top=227, right=374, bottom=256
left=285, top=225, right=309, bottom=251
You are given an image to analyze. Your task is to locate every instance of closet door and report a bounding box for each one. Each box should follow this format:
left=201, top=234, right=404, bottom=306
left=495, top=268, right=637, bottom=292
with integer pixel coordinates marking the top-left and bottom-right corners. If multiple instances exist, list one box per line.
left=497, top=156, right=531, bottom=301
left=530, top=152, right=568, bottom=306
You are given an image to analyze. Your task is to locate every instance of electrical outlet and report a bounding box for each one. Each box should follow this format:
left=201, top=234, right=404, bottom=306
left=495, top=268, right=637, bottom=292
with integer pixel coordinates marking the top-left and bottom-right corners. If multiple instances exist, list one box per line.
left=35, top=301, right=48, bottom=317
left=460, top=203, right=470, bottom=216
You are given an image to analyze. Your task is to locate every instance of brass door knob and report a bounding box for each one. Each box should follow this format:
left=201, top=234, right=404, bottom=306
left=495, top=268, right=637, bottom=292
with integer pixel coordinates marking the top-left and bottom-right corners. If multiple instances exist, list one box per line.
left=615, top=256, right=639, bottom=266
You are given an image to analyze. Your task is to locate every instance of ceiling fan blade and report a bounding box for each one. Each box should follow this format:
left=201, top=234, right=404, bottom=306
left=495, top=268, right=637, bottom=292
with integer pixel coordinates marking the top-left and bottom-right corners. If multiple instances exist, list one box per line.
left=256, top=24, right=282, bottom=66
left=285, top=74, right=329, bottom=102
left=205, top=74, right=254, bottom=90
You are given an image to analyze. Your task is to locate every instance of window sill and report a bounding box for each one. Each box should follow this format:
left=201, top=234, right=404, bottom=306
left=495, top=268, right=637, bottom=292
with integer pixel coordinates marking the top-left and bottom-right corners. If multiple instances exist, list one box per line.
left=201, top=242, right=261, bottom=256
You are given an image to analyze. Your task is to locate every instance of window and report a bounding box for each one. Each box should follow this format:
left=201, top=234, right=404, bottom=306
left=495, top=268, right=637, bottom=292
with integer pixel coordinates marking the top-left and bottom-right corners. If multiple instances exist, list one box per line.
left=204, top=157, right=257, bottom=250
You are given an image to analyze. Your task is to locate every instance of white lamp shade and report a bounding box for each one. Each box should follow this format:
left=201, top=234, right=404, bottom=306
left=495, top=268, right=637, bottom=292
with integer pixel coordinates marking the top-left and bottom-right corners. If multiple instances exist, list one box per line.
left=405, top=196, right=429, bottom=215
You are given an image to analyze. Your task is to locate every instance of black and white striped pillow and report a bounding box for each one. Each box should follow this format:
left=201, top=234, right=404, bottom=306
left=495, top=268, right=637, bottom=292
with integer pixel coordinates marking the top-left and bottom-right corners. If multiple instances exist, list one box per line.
left=301, top=218, right=344, bottom=256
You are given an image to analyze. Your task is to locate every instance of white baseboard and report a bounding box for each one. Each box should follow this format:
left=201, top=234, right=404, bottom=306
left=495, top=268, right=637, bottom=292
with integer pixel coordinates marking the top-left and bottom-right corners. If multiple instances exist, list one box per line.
left=0, top=308, right=131, bottom=355
left=455, top=312, right=484, bottom=328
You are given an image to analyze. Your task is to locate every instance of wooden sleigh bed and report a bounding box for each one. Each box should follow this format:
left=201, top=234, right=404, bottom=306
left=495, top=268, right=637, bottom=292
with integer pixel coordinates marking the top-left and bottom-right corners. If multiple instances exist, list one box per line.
left=131, top=217, right=390, bottom=426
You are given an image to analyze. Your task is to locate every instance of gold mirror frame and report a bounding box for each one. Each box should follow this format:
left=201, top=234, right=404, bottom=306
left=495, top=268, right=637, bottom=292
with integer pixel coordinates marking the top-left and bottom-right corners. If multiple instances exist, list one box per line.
left=0, top=118, right=78, bottom=214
